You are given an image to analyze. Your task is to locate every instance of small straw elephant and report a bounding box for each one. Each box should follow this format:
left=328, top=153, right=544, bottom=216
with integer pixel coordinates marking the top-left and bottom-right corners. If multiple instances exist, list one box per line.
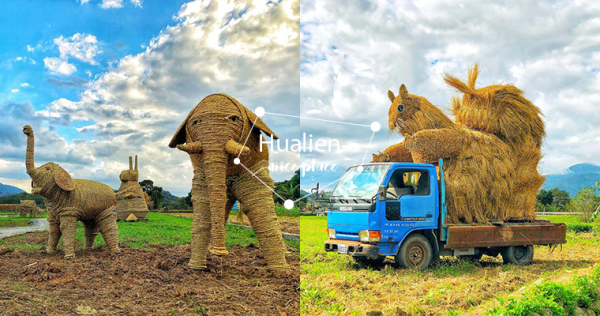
left=23, top=125, right=120, bottom=258
left=169, top=94, right=288, bottom=272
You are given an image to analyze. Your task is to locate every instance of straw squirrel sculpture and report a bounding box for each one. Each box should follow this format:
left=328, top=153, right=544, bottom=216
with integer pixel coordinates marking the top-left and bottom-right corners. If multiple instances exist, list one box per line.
left=373, top=65, right=544, bottom=223
left=22, top=125, right=120, bottom=258
left=373, top=84, right=521, bottom=224
left=169, top=93, right=288, bottom=272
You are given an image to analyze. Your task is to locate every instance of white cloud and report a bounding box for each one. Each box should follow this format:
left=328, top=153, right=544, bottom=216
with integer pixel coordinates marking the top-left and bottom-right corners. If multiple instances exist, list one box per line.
left=20, top=83, right=30, bottom=87
left=14, top=56, right=37, bottom=64
left=54, top=33, right=102, bottom=65
left=44, top=57, right=77, bottom=75
left=6, top=0, right=300, bottom=196
left=11, top=89, right=19, bottom=93
left=100, top=0, right=123, bottom=9
left=300, top=0, right=600, bottom=184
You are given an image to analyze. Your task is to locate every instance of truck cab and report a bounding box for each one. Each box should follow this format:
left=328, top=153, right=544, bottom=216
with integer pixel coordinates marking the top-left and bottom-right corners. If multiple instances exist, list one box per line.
left=321, top=160, right=567, bottom=270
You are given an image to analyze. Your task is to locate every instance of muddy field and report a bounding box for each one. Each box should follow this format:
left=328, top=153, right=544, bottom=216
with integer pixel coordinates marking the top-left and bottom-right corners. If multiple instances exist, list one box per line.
left=0, top=232, right=299, bottom=315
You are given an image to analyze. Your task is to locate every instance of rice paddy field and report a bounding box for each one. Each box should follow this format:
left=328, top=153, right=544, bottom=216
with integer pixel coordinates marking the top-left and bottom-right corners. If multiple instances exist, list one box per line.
left=300, top=216, right=600, bottom=316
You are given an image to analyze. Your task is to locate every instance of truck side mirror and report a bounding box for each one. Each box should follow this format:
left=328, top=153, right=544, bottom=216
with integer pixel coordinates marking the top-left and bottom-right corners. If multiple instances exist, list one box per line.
left=378, top=185, right=386, bottom=201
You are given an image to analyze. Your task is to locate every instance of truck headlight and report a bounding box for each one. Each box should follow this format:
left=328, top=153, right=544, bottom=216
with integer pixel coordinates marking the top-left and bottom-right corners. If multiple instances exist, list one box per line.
left=327, top=228, right=336, bottom=239
left=358, top=230, right=381, bottom=243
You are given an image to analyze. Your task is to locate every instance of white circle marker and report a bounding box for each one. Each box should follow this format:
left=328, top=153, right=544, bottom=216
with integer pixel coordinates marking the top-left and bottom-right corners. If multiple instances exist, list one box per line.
left=255, top=107, right=265, bottom=117
left=233, top=158, right=240, bottom=165
left=284, top=199, right=294, bottom=209
left=357, top=166, right=364, bottom=173
left=371, top=122, right=381, bottom=132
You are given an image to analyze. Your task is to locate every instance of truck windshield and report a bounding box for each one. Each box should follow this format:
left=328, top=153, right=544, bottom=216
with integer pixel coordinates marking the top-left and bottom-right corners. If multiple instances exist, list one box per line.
left=331, top=164, right=390, bottom=200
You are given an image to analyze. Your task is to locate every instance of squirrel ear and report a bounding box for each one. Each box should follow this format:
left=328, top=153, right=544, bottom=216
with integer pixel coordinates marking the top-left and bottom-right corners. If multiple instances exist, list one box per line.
left=387, top=90, right=395, bottom=102
left=55, top=167, right=75, bottom=192
left=399, top=84, right=409, bottom=98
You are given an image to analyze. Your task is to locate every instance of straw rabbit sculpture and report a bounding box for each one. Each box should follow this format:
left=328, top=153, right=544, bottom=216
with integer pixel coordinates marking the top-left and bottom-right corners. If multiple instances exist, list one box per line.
left=22, top=125, right=120, bottom=258
left=115, top=155, right=149, bottom=221
left=169, top=94, right=288, bottom=272
left=373, top=85, right=518, bottom=224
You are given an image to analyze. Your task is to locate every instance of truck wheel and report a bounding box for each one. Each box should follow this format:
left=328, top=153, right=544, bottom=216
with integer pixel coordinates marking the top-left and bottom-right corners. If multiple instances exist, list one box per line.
left=395, top=234, right=433, bottom=271
left=501, top=245, right=534, bottom=266
left=353, top=255, right=386, bottom=267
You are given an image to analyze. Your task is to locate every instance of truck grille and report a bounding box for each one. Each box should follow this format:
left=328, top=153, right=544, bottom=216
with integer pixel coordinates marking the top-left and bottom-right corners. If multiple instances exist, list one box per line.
left=337, top=231, right=358, bottom=236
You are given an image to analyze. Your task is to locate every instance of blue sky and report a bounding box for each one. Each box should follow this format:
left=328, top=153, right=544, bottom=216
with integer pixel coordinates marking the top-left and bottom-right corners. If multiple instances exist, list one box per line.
left=0, top=0, right=300, bottom=196
left=0, top=0, right=185, bottom=141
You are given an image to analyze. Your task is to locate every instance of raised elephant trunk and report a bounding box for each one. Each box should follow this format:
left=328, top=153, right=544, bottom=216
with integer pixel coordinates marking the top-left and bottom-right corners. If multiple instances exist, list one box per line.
left=23, top=125, right=35, bottom=174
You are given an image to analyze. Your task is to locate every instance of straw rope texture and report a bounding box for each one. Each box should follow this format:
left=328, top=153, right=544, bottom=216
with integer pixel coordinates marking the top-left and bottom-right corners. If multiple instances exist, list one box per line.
left=375, top=65, right=545, bottom=224
left=169, top=94, right=288, bottom=272
left=115, top=155, right=149, bottom=221
left=22, top=125, right=120, bottom=257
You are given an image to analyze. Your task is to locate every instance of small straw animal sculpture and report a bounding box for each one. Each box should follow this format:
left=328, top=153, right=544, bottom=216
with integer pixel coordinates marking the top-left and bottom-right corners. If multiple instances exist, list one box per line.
left=115, top=155, right=149, bottom=221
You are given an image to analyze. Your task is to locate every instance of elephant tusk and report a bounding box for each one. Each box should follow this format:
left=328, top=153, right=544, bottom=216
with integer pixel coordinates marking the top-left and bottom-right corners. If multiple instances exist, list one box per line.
left=225, top=139, right=250, bottom=156
left=177, top=142, right=203, bottom=154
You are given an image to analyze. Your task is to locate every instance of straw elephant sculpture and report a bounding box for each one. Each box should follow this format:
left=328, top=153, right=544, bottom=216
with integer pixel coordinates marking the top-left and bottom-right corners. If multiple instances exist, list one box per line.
left=22, top=125, right=120, bottom=258
left=169, top=93, right=288, bottom=272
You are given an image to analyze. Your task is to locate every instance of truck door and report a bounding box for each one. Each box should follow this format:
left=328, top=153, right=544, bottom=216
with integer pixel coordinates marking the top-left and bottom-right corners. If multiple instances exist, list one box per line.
left=380, top=168, right=437, bottom=243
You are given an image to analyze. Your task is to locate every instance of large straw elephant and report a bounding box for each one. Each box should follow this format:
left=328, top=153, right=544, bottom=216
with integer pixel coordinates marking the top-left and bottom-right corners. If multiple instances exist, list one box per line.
left=169, top=93, right=288, bottom=272
left=22, top=125, right=120, bottom=258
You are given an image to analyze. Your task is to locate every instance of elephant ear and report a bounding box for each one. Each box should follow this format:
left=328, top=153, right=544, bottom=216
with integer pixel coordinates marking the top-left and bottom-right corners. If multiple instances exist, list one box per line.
left=55, top=167, right=75, bottom=192
left=245, top=108, right=279, bottom=140
left=169, top=111, right=194, bottom=148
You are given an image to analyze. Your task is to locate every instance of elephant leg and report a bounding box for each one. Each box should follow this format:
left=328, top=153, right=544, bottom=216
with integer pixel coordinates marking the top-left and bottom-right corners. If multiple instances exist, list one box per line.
left=58, top=215, right=78, bottom=259
left=83, top=221, right=99, bottom=250
left=224, top=192, right=236, bottom=225
left=97, top=207, right=120, bottom=254
left=47, top=220, right=61, bottom=254
left=233, top=172, right=289, bottom=272
left=190, top=171, right=210, bottom=270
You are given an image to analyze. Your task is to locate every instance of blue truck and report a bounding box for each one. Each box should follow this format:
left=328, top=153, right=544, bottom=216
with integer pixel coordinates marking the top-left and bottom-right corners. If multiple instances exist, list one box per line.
left=317, top=160, right=567, bottom=270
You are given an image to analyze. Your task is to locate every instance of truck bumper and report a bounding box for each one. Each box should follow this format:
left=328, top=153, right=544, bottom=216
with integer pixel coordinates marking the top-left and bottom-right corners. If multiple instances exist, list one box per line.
left=324, top=240, right=380, bottom=259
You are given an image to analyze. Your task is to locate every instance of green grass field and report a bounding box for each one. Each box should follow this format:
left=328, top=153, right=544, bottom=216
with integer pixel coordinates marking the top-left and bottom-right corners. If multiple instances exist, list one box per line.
left=0, top=212, right=299, bottom=251
left=301, top=216, right=600, bottom=315
left=0, top=217, right=30, bottom=228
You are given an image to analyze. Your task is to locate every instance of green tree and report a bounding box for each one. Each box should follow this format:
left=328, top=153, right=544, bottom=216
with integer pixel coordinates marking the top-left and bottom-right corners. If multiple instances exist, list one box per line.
left=536, top=189, right=553, bottom=206
left=549, top=188, right=570, bottom=210
left=570, top=186, right=600, bottom=223
left=139, top=179, right=164, bottom=210
left=185, top=191, right=192, bottom=208
left=273, top=169, right=300, bottom=203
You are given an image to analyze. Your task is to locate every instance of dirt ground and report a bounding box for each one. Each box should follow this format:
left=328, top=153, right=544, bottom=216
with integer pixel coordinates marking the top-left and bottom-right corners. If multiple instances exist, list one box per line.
left=169, top=213, right=300, bottom=235
left=0, top=232, right=299, bottom=316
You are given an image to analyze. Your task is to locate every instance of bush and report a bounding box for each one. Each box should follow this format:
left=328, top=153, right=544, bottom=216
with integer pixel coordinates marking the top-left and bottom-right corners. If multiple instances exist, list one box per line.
left=487, top=265, right=600, bottom=316
left=568, top=223, right=594, bottom=233
left=570, top=186, right=600, bottom=223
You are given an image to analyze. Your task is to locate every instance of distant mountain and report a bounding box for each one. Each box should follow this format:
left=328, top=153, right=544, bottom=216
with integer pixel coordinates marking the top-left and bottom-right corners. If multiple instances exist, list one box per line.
left=542, top=163, right=600, bottom=196
left=0, top=183, right=25, bottom=198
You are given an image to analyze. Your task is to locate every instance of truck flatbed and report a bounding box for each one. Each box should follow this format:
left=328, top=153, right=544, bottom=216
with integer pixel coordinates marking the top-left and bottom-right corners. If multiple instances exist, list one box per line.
left=444, top=221, right=567, bottom=249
